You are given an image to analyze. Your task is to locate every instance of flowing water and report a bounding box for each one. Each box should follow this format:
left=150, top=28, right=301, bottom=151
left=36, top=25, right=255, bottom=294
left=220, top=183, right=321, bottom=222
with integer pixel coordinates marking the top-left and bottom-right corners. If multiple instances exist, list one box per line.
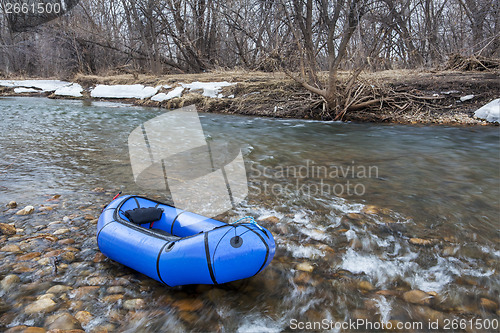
left=0, top=97, right=499, bottom=332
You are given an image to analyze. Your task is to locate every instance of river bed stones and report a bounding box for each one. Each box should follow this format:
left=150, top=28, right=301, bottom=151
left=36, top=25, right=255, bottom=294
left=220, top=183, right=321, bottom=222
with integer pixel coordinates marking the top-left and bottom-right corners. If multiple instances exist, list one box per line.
left=1, top=274, right=20, bottom=290
left=296, top=262, right=314, bottom=272
left=172, top=299, right=204, bottom=312
left=403, top=290, right=433, bottom=306
left=480, top=297, right=498, bottom=312
left=0, top=244, right=21, bottom=253
left=0, top=223, right=16, bottom=236
left=24, top=298, right=57, bottom=314
left=15, top=206, right=35, bottom=215
left=45, top=312, right=82, bottom=330
left=46, top=285, right=73, bottom=294
left=7, top=201, right=17, bottom=209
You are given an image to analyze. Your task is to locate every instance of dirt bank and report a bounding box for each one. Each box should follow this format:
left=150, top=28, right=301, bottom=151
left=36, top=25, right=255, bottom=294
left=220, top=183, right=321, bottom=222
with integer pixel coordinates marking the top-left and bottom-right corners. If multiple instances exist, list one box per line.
left=2, top=70, right=498, bottom=125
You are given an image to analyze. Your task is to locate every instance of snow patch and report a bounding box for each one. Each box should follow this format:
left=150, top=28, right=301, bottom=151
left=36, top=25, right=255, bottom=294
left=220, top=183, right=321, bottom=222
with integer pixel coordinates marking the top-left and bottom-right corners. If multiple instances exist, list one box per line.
left=474, top=98, right=499, bottom=123
left=54, top=83, right=83, bottom=97
left=181, top=81, right=234, bottom=98
left=151, top=86, right=184, bottom=102
left=0, top=79, right=71, bottom=92
left=13, top=87, right=39, bottom=93
left=91, top=84, right=158, bottom=99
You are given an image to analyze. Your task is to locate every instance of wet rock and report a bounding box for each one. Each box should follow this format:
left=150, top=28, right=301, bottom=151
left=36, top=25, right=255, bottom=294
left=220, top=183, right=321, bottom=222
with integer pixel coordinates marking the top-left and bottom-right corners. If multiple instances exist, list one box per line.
left=358, top=280, right=375, bottom=291
left=37, top=293, right=56, bottom=300
left=53, top=228, right=70, bottom=235
left=7, top=201, right=17, bottom=209
left=15, top=206, right=35, bottom=215
left=60, top=251, right=76, bottom=263
left=71, top=286, right=100, bottom=299
left=376, top=290, right=399, bottom=297
left=46, top=285, right=73, bottom=294
left=296, top=262, right=314, bottom=273
left=123, top=298, right=146, bottom=310
left=44, top=250, right=65, bottom=258
left=409, top=238, right=436, bottom=246
left=480, top=297, right=498, bottom=312
left=45, top=312, right=82, bottom=330
left=362, top=205, right=379, bottom=214
left=347, top=213, right=364, bottom=220
left=207, top=289, right=225, bottom=303
left=58, top=238, right=75, bottom=245
left=1, top=274, right=20, bottom=290
left=18, top=252, right=41, bottom=261
left=106, top=286, right=125, bottom=294
left=0, top=244, right=21, bottom=253
left=0, top=223, right=16, bottom=236
left=258, top=216, right=280, bottom=223
left=172, top=299, right=204, bottom=312
left=24, top=298, right=57, bottom=314
left=92, top=187, right=105, bottom=192
left=5, top=326, right=46, bottom=333
left=87, top=276, right=107, bottom=286
left=103, top=294, right=124, bottom=303
left=442, top=246, right=458, bottom=256
left=75, top=311, right=93, bottom=326
left=93, top=253, right=107, bottom=263
left=412, top=305, right=446, bottom=327
left=84, top=215, right=96, bottom=220
left=403, top=290, right=433, bottom=306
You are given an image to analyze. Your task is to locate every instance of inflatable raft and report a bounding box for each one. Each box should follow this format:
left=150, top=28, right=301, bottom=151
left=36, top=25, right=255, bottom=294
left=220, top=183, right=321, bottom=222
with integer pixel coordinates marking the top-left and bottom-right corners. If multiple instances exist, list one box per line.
left=97, top=195, right=275, bottom=286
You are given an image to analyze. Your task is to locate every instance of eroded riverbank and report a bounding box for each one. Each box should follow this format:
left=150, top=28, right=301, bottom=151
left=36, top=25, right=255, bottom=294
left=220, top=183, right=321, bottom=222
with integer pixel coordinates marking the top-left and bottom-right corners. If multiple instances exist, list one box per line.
left=1, top=70, right=499, bottom=125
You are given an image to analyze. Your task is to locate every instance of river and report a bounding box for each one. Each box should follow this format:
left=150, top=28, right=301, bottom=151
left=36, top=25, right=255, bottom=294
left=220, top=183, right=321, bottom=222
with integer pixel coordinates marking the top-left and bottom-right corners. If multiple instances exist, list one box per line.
left=0, top=97, right=499, bottom=332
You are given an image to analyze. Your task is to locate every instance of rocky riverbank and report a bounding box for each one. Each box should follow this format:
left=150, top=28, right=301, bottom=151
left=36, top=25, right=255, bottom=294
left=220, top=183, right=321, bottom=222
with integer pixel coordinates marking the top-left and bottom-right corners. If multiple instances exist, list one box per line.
left=1, top=189, right=499, bottom=332
left=1, top=70, right=498, bottom=125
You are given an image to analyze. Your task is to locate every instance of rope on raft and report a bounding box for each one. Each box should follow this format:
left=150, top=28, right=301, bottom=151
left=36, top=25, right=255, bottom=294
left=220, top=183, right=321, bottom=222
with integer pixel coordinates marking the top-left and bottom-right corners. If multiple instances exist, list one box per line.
left=231, top=216, right=265, bottom=232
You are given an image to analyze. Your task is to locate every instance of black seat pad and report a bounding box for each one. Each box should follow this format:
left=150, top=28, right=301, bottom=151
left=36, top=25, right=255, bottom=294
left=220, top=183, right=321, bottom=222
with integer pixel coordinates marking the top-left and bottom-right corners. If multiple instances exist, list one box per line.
left=124, top=207, right=163, bottom=224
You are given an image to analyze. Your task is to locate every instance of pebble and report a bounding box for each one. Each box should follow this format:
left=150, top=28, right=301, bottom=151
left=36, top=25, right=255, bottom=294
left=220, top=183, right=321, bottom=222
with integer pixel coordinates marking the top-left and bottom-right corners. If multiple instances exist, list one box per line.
left=123, top=298, right=146, bottom=310
left=0, top=223, right=16, bottom=236
left=296, top=262, right=314, bottom=273
left=107, top=286, right=125, bottom=294
left=24, top=298, right=57, bottom=314
left=15, top=205, right=35, bottom=215
left=45, top=312, right=81, bottom=330
left=103, top=294, right=124, bottom=302
left=347, top=213, right=364, bottom=220
left=172, top=299, right=204, bottom=312
left=480, top=297, right=498, bottom=312
left=403, top=290, right=433, bottom=306
left=71, top=286, right=100, bottom=299
left=358, top=280, right=375, bottom=291
left=75, top=311, right=93, bottom=326
left=0, top=244, right=21, bottom=253
left=5, top=326, right=46, bottom=333
left=53, top=228, right=70, bottom=235
left=362, top=205, right=379, bottom=214
left=1, top=274, right=20, bottom=290
left=18, top=252, right=41, bottom=261
left=93, top=252, right=107, bottom=263
left=46, top=285, right=73, bottom=294
left=409, top=238, right=435, bottom=246
left=7, top=201, right=17, bottom=208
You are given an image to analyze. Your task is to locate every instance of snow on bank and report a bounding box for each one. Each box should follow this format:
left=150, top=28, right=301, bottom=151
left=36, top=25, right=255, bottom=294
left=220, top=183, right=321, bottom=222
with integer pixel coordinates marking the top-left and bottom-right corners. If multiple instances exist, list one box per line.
left=54, top=83, right=83, bottom=97
left=474, top=98, right=499, bottom=123
left=91, top=84, right=158, bottom=99
left=181, top=81, right=234, bottom=98
left=0, top=80, right=71, bottom=92
left=13, top=87, right=39, bottom=93
left=151, top=86, right=184, bottom=102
